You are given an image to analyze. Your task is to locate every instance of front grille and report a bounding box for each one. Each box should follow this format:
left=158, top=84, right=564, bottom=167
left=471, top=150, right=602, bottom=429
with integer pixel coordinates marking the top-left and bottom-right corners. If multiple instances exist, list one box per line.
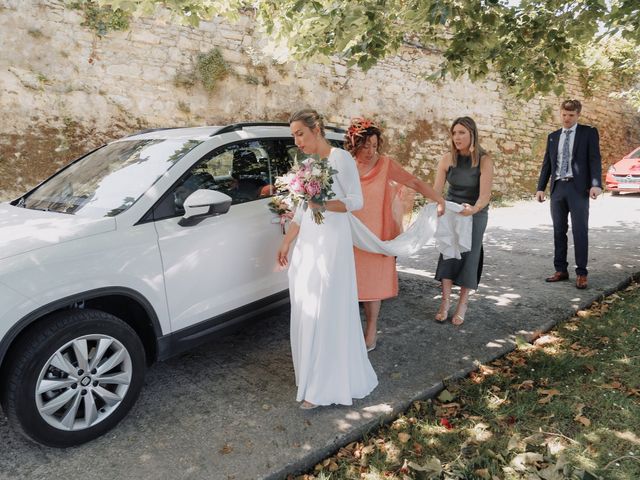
left=612, top=174, right=640, bottom=182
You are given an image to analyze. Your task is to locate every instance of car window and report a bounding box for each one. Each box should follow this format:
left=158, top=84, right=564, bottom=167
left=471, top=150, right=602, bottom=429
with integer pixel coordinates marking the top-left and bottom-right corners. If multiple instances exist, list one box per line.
left=155, top=139, right=279, bottom=219
left=19, top=139, right=202, bottom=217
left=630, top=149, right=640, bottom=159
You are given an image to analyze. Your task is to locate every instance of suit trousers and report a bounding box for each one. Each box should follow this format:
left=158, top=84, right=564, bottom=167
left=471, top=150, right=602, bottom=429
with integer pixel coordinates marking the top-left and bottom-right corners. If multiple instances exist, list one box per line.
left=550, top=180, right=589, bottom=276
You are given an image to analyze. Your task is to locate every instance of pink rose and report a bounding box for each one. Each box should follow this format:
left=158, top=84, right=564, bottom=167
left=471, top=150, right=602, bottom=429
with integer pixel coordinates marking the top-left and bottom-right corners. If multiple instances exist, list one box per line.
left=305, top=180, right=321, bottom=197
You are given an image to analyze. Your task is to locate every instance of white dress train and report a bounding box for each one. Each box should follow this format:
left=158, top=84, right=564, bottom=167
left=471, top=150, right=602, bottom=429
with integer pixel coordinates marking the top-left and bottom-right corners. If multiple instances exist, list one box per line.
left=348, top=201, right=472, bottom=259
left=288, top=148, right=378, bottom=406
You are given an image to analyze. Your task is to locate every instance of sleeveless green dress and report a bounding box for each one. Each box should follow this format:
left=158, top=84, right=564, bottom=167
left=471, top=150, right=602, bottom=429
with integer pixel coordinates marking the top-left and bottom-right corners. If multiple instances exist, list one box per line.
left=435, top=154, right=489, bottom=289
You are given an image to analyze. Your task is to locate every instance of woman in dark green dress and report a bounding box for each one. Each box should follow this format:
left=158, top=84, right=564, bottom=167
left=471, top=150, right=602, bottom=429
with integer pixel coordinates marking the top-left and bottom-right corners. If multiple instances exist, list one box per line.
left=433, top=117, right=494, bottom=326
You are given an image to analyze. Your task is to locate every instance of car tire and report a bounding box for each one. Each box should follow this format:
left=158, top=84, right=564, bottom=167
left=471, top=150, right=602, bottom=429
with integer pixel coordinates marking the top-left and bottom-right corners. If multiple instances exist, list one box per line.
left=611, top=190, right=620, bottom=196
left=1, top=309, right=146, bottom=447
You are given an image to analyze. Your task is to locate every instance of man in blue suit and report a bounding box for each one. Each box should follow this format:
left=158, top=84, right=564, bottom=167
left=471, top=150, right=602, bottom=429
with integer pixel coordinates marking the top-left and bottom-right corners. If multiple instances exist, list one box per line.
left=535, top=99, right=602, bottom=289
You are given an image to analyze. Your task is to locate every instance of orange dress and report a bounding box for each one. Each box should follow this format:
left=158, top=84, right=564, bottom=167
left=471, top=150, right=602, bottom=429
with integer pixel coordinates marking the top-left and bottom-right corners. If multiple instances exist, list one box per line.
left=353, top=156, right=416, bottom=301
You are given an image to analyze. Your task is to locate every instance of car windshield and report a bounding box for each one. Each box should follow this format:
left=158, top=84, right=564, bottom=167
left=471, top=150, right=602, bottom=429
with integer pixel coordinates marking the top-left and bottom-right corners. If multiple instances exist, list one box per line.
left=19, top=139, right=202, bottom=217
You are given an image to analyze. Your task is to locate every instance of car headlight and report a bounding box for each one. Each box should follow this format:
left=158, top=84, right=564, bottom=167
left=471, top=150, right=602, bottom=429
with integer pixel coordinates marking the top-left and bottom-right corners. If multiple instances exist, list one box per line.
left=608, top=165, right=616, bottom=173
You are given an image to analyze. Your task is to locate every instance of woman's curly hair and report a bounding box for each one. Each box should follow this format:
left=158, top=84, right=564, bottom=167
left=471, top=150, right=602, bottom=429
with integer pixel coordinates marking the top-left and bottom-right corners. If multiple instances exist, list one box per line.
left=344, top=117, right=383, bottom=156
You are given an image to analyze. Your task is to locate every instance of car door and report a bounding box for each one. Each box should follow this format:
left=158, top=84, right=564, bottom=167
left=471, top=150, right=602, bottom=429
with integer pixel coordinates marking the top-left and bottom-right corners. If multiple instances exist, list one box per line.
left=152, top=139, right=288, bottom=332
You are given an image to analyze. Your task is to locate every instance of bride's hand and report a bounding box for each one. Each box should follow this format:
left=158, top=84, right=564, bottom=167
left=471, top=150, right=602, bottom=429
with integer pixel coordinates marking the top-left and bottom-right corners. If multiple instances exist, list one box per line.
left=308, top=200, right=324, bottom=210
left=277, top=242, right=290, bottom=267
left=436, top=200, right=446, bottom=217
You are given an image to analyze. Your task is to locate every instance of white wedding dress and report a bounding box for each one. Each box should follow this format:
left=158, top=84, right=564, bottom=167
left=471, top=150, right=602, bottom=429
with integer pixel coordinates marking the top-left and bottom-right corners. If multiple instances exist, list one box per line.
left=288, top=148, right=378, bottom=406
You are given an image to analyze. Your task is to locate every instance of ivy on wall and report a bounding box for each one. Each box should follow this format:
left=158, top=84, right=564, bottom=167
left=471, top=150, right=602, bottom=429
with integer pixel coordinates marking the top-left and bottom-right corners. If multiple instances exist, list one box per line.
left=196, top=48, right=231, bottom=91
left=174, top=48, right=232, bottom=92
left=69, top=1, right=130, bottom=37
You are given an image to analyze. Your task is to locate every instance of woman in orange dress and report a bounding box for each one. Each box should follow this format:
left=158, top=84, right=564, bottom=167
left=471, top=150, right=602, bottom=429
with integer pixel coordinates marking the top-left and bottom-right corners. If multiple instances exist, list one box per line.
left=345, top=118, right=446, bottom=351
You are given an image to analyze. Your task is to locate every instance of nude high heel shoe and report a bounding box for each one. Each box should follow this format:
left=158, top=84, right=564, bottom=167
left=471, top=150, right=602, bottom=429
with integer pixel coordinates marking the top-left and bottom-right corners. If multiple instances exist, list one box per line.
left=435, top=298, right=450, bottom=322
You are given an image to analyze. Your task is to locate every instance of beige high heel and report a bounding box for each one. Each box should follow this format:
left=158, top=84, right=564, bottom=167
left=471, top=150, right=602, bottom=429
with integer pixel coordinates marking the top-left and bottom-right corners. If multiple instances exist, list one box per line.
left=435, top=299, right=450, bottom=322
left=452, top=303, right=467, bottom=326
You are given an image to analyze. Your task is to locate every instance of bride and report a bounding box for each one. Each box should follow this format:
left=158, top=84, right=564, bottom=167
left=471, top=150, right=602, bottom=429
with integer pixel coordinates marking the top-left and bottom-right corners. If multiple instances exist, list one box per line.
left=277, top=109, right=378, bottom=410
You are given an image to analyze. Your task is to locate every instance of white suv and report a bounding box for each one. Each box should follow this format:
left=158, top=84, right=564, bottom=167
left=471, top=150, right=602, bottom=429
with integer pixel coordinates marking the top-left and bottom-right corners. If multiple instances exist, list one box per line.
left=0, top=123, right=345, bottom=447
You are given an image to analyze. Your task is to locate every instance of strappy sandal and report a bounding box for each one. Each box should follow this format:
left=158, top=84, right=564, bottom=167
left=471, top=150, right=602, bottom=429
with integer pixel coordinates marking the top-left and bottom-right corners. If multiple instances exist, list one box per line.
left=435, top=299, right=450, bottom=323
left=451, top=304, right=467, bottom=326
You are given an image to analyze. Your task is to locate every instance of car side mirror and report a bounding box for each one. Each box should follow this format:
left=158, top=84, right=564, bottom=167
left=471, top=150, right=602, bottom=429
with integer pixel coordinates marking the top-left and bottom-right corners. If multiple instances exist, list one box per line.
left=178, top=189, right=232, bottom=227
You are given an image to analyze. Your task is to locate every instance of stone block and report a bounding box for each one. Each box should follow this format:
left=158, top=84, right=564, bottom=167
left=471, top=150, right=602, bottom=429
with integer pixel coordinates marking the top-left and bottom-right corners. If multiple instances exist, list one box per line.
left=333, top=64, right=348, bottom=77
left=131, top=30, right=162, bottom=45
left=106, top=64, right=142, bottom=78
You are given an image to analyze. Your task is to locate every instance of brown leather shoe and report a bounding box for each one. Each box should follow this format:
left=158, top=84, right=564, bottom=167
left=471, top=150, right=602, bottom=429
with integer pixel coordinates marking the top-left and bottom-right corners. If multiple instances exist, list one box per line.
left=576, top=275, right=588, bottom=289
left=545, top=271, right=569, bottom=282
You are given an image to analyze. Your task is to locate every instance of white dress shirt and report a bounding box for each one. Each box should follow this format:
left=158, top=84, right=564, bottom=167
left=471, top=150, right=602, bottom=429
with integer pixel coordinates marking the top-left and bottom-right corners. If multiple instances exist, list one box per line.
left=556, top=123, right=577, bottom=179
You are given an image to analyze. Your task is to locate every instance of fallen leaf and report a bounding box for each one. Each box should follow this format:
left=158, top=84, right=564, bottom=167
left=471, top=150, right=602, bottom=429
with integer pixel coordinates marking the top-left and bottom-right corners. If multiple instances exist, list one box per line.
left=474, top=468, right=491, bottom=479
left=545, top=436, right=569, bottom=455
left=437, top=389, right=455, bottom=402
left=361, top=445, right=375, bottom=455
left=600, top=381, right=623, bottom=390
left=407, top=457, right=442, bottom=475
left=534, top=334, right=561, bottom=346
left=397, top=432, right=411, bottom=444
left=440, top=417, right=453, bottom=429
left=479, top=365, right=497, bottom=375
left=575, top=415, right=591, bottom=427
left=506, top=352, right=527, bottom=366
left=510, top=452, right=544, bottom=472
left=328, top=461, right=339, bottom=472
left=613, top=430, right=640, bottom=445
left=219, top=444, right=233, bottom=454
left=507, top=433, right=524, bottom=451
left=516, top=380, right=535, bottom=390
left=538, top=388, right=561, bottom=404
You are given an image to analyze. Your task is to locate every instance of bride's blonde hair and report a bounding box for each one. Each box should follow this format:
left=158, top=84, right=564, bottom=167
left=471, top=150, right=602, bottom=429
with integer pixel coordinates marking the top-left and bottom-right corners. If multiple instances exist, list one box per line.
left=289, top=109, right=326, bottom=137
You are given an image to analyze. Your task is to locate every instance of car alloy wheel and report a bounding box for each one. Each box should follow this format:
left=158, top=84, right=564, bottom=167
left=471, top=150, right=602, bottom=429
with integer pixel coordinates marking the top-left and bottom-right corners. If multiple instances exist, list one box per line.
left=1, top=309, right=145, bottom=447
left=35, top=334, right=133, bottom=431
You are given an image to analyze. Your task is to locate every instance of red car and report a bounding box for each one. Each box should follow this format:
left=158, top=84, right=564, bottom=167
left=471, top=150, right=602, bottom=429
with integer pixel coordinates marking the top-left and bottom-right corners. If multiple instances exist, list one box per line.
left=606, top=146, right=640, bottom=195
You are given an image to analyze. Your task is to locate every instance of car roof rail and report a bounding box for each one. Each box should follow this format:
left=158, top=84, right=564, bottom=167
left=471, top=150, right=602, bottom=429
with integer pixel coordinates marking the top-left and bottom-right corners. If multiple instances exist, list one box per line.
left=212, top=122, right=346, bottom=136
left=124, top=127, right=182, bottom=137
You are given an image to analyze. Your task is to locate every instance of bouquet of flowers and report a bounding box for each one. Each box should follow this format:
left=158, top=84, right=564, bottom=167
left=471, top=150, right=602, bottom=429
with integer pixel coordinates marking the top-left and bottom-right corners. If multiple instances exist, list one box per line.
left=268, top=195, right=294, bottom=234
left=268, top=155, right=338, bottom=225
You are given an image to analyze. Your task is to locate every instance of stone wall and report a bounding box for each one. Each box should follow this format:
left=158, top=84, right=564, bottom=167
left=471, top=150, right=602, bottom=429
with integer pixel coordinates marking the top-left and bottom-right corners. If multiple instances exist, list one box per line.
left=1, top=0, right=639, bottom=201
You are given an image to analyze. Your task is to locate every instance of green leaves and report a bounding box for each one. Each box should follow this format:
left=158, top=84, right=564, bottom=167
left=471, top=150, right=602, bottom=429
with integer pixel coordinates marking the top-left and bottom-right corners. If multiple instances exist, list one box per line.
left=65, top=0, right=640, bottom=103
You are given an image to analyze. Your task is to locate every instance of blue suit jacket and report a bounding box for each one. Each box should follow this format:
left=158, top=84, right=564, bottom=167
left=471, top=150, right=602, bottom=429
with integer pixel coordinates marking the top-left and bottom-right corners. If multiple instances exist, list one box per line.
left=536, top=124, right=602, bottom=195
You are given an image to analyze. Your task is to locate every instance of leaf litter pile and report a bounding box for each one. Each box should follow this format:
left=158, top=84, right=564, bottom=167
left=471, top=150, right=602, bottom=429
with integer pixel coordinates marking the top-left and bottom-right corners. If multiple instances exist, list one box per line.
left=294, top=281, right=640, bottom=480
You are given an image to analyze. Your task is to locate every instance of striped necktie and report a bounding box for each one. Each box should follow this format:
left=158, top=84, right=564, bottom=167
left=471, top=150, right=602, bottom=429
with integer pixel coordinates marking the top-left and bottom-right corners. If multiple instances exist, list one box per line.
left=559, top=129, right=571, bottom=178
